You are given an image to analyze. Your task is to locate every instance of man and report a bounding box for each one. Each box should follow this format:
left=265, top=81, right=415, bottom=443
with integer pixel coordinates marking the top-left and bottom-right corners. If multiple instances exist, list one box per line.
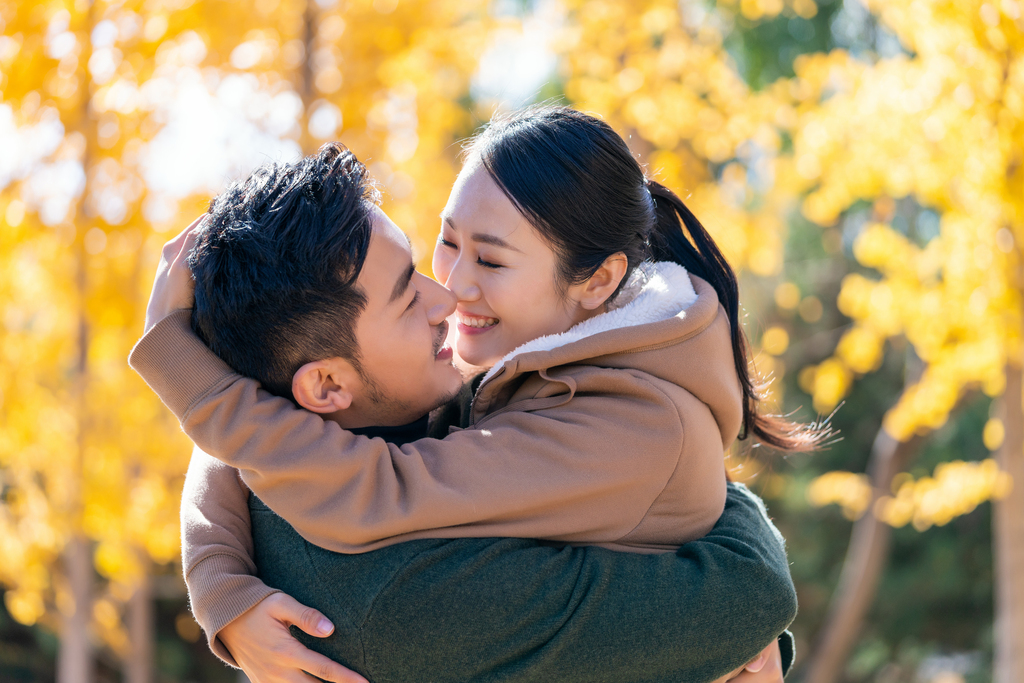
left=132, top=143, right=795, bottom=682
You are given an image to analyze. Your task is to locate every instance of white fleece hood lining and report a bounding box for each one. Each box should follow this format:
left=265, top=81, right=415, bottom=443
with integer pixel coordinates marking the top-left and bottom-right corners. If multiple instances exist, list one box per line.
left=480, top=261, right=698, bottom=385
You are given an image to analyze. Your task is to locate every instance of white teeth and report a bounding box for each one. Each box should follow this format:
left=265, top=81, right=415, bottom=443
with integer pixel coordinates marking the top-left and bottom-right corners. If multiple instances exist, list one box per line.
left=459, top=314, right=498, bottom=328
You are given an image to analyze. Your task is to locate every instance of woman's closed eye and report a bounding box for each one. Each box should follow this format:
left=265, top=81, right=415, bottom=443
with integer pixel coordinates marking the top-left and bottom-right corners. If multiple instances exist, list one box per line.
left=476, top=257, right=503, bottom=269
left=438, top=234, right=501, bottom=269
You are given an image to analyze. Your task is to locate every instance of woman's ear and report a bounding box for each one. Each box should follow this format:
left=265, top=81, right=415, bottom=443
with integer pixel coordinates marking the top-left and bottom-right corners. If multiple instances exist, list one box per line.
left=577, top=252, right=629, bottom=310
left=291, top=359, right=358, bottom=414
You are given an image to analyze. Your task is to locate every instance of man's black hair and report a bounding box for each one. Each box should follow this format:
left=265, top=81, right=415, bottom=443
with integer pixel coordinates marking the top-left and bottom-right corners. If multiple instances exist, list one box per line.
left=189, top=142, right=377, bottom=399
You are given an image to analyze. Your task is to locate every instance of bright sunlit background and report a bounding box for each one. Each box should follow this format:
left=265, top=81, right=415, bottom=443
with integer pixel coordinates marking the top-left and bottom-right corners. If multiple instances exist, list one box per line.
left=1, top=0, right=1022, bottom=682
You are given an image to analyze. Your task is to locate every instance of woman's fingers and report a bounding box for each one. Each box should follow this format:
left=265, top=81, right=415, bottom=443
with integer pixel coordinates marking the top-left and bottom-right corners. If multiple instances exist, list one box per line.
left=163, top=214, right=205, bottom=260
left=144, top=214, right=206, bottom=332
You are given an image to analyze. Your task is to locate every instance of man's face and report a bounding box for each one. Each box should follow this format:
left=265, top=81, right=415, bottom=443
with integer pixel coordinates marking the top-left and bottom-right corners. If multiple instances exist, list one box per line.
left=346, top=207, right=463, bottom=426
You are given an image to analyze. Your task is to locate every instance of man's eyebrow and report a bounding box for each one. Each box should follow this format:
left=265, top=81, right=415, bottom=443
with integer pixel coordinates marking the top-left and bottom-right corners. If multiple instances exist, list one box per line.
left=390, top=262, right=416, bottom=305
left=441, top=215, right=524, bottom=253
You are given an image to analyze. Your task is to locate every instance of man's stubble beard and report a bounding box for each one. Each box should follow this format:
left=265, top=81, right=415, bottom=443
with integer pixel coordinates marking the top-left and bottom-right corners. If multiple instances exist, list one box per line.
left=358, top=364, right=462, bottom=426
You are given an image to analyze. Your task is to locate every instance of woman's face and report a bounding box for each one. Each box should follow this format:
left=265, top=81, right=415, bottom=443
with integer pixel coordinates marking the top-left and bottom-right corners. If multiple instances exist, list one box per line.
left=433, top=159, right=593, bottom=369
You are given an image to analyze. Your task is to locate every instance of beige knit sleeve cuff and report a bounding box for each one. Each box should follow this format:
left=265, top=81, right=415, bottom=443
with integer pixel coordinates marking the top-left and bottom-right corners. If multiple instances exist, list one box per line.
left=128, top=310, right=237, bottom=421
left=185, top=553, right=281, bottom=667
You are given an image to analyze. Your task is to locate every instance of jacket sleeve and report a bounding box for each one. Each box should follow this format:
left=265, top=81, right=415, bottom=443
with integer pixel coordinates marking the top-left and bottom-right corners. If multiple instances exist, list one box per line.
left=131, top=311, right=694, bottom=553
left=181, top=447, right=280, bottom=666
left=291, top=483, right=798, bottom=682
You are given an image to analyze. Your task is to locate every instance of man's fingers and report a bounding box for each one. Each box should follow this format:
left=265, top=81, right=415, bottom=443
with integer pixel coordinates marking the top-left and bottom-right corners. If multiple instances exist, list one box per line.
left=294, top=652, right=368, bottom=683
left=294, top=605, right=334, bottom=637
left=745, top=648, right=769, bottom=673
left=270, top=594, right=335, bottom=637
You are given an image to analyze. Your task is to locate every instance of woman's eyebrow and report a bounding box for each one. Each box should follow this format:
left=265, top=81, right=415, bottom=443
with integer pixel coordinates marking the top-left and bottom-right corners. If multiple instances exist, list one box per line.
left=471, top=232, right=523, bottom=252
left=441, top=215, right=524, bottom=253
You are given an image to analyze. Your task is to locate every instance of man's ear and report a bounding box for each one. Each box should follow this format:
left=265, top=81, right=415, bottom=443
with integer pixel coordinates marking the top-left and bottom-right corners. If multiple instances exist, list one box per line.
left=576, top=252, right=629, bottom=311
left=291, top=359, right=358, bottom=414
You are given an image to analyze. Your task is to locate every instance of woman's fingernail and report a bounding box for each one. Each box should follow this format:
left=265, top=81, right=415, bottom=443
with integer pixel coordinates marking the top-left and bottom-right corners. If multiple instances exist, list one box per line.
left=317, top=618, right=334, bottom=635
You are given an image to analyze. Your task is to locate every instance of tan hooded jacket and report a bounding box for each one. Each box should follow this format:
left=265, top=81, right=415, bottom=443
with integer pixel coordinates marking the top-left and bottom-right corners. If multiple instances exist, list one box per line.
left=132, top=263, right=741, bottom=563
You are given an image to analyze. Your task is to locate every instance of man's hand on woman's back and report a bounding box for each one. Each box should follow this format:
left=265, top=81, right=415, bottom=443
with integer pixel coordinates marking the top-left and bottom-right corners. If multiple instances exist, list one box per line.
left=218, top=592, right=367, bottom=683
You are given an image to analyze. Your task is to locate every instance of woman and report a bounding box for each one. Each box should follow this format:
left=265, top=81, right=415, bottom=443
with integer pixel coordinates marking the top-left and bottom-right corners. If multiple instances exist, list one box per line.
left=139, top=106, right=821, bottom=679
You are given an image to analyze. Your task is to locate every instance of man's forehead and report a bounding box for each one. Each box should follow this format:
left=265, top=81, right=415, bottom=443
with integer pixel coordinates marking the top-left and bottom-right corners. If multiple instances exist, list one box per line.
left=359, top=207, right=415, bottom=309
left=370, top=206, right=413, bottom=251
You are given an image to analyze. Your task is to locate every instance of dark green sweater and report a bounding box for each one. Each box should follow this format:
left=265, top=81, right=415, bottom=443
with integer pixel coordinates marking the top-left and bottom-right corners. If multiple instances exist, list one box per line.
left=249, top=420, right=797, bottom=682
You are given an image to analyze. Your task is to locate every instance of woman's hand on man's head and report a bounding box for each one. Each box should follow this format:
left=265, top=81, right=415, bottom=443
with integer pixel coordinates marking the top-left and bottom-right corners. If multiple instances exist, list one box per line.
left=143, top=215, right=204, bottom=334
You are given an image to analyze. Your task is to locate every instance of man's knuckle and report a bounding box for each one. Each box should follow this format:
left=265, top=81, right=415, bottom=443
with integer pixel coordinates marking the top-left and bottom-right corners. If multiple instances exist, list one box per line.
left=315, top=662, right=339, bottom=681
left=300, top=607, right=320, bottom=629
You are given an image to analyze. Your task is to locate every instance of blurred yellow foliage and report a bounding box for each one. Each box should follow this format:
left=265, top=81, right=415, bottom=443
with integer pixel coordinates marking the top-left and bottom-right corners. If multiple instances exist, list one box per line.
left=810, top=459, right=1012, bottom=530
left=807, top=471, right=872, bottom=521
left=875, top=459, right=1012, bottom=531
left=774, top=282, right=801, bottom=310
left=557, top=0, right=794, bottom=277
left=836, top=326, right=885, bottom=375
left=771, top=0, right=1024, bottom=449
left=984, top=417, right=1005, bottom=451
left=761, top=326, right=790, bottom=356
left=800, top=357, right=853, bottom=414
left=5, top=588, right=46, bottom=626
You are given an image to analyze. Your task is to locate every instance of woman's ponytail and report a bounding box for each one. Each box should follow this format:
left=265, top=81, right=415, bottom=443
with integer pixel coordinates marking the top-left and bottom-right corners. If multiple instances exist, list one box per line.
left=647, top=179, right=827, bottom=452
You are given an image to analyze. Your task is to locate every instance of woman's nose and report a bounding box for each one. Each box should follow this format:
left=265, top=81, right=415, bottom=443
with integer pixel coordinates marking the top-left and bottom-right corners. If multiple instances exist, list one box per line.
left=443, top=258, right=481, bottom=303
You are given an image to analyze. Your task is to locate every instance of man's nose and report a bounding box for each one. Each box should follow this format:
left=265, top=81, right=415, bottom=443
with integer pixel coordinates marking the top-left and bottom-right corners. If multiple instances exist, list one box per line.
left=420, top=273, right=457, bottom=324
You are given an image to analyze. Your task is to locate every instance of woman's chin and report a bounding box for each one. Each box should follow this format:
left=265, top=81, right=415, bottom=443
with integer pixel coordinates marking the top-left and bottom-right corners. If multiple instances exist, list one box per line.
left=454, top=345, right=499, bottom=375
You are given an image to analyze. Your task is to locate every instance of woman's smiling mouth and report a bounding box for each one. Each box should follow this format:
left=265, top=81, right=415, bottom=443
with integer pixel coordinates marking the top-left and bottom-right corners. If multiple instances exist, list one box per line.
left=456, top=312, right=499, bottom=334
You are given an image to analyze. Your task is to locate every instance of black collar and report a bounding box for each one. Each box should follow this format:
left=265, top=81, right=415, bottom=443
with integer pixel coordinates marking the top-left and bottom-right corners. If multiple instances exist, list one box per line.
left=349, top=414, right=430, bottom=447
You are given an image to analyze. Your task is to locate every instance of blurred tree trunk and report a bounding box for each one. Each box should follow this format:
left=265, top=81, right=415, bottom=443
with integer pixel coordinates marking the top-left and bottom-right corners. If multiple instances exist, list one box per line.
left=58, top=4, right=96, bottom=680
left=994, top=362, right=1024, bottom=683
left=126, top=558, right=154, bottom=683
left=57, top=535, right=93, bottom=683
left=299, top=0, right=318, bottom=155
left=801, top=429, right=924, bottom=683
left=59, top=222, right=93, bottom=683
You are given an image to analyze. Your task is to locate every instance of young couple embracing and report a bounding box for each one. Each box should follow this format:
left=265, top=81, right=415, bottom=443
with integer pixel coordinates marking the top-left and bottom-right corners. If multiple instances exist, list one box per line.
left=132, top=106, right=823, bottom=683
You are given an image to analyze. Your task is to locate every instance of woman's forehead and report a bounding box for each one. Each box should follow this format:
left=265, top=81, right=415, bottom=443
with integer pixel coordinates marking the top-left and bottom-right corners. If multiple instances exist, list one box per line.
left=445, top=163, right=534, bottom=244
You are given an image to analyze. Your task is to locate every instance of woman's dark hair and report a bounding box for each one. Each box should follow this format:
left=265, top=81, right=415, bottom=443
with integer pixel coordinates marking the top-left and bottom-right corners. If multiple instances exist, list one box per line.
left=467, top=105, right=824, bottom=451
